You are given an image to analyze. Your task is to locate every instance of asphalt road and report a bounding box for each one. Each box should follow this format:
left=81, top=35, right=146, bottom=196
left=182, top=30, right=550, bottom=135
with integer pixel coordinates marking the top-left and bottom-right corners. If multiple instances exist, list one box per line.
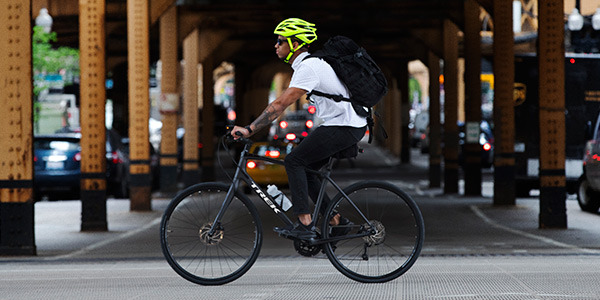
left=2, top=146, right=600, bottom=299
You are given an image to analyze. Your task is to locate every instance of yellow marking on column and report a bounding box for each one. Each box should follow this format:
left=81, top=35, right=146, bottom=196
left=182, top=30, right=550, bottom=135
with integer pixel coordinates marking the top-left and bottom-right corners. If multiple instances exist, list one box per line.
left=540, top=176, right=566, bottom=188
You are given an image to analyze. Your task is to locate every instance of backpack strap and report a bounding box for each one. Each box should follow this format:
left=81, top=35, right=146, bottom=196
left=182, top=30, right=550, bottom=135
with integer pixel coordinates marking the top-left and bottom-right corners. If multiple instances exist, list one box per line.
left=306, top=90, right=349, bottom=103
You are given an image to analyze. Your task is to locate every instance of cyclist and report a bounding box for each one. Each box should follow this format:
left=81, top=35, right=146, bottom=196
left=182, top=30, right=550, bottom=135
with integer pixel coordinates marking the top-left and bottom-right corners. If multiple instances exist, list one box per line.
left=232, top=18, right=366, bottom=239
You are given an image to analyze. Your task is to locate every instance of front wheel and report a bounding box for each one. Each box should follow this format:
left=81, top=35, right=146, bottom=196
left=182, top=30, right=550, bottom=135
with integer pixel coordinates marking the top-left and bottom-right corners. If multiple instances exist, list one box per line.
left=322, top=181, right=424, bottom=283
left=160, top=182, right=263, bottom=285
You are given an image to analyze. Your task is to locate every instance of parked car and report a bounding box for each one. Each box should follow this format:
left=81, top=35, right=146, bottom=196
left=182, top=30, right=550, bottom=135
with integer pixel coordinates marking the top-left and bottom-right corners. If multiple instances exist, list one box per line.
left=34, top=133, right=82, bottom=201
left=420, top=120, right=494, bottom=168
left=577, top=112, right=600, bottom=212
left=246, top=141, right=295, bottom=186
left=34, top=129, right=133, bottom=200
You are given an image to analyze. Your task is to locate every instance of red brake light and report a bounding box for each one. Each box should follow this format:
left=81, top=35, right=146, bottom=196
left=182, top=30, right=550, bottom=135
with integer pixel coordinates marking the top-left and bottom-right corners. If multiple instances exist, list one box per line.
left=308, top=105, right=316, bottom=114
left=280, top=121, right=288, bottom=129
left=266, top=150, right=280, bottom=158
left=306, top=120, right=313, bottom=128
left=227, top=110, right=236, bottom=121
left=112, top=151, right=121, bottom=164
left=285, top=133, right=296, bottom=141
left=247, top=161, right=257, bottom=169
left=301, top=131, right=308, bottom=137
left=74, top=152, right=82, bottom=162
left=483, top=143, right=491, bottom=151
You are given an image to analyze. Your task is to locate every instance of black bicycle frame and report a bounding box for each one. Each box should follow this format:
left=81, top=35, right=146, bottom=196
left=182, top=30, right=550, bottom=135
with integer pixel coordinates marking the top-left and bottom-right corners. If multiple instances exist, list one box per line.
left=208, top=141, right=373, bottom=242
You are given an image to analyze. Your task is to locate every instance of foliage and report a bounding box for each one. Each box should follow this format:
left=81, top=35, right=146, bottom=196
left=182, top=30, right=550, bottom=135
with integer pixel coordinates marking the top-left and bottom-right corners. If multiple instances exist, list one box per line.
left=32, top=25, right=80, bottom=97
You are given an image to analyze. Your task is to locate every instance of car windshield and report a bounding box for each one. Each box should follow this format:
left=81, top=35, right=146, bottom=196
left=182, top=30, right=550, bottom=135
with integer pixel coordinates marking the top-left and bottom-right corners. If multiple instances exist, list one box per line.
left=34, top=139, right=80, bottom=151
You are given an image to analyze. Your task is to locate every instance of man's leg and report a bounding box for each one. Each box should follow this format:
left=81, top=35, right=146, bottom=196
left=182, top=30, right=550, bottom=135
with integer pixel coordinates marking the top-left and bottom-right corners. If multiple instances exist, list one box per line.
left=285, top=126, right=365, bottom=226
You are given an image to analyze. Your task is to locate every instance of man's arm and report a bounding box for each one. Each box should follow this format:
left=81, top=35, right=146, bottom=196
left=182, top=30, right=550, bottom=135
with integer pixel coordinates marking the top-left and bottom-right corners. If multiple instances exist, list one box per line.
left=232, top=87, right=307, bottom=138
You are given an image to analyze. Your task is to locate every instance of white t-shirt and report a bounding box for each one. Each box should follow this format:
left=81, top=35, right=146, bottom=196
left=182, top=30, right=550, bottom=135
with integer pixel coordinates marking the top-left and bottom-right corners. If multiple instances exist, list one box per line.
left=288, top=52, right=367, bottom=128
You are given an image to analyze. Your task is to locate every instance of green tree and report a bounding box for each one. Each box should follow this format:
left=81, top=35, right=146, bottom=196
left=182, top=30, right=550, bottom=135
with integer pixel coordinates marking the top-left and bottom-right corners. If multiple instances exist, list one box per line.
left=32, top=25, right=79, bottom=131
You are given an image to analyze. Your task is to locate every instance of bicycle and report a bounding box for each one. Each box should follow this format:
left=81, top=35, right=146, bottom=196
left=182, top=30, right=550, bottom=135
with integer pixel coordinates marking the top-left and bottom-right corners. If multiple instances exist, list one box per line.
left=160, top=135, right=425, bottom=285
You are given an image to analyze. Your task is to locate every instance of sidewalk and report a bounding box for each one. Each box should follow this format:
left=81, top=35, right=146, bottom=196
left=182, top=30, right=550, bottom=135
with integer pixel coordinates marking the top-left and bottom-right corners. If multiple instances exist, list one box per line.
left=2, top=145, right=599, bottom=261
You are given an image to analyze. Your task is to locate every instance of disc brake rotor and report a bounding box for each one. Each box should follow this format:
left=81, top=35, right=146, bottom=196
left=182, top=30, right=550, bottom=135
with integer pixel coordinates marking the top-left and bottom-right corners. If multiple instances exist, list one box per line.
left=363, top=220, right=385, bottom=245
left=199, top=223, right=224, bottom=245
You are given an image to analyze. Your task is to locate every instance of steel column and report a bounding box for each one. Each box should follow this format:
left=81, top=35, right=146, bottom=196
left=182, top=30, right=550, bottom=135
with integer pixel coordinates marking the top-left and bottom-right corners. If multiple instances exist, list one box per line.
left=182, top=30, right=200, bottom=187
left=428, top=52, right=442, bottom=188
left=399, top=61, right=411, bottom=163
left=159, top=5, right=179, bottom=194
left=201, top=57, right=215, bottom=182
left=538, top=0, right=567, bottom=228
left=0, top=0, right=35, bottom=255
left=79, top=0, right=108, bottom=230
left=463, top=0, right=483, bottom=196
left=127, top=0, right=151, bottom=211
left=443, top=19, right=460, bottom=194
left=493, top=0, right=517, bottom=205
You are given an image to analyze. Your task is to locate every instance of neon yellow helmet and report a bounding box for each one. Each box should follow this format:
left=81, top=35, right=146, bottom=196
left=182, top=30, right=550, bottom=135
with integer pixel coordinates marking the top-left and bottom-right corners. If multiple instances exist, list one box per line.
left=274, top=18, right=318, bottom=44
left=274, top=18, right=317, bottom=63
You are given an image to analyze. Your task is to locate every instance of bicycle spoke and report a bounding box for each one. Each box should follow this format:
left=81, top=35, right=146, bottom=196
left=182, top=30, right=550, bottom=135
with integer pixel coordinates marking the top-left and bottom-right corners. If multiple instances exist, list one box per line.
left=160, top=183, right=262, bottom=285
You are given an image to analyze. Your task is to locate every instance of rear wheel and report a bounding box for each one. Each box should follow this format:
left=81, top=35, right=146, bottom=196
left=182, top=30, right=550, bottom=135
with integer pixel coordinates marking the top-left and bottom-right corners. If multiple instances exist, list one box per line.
left=160, top=182, right=263, bottom=285
left=577, top=175, right=600, bottom=213
left=322, top=181, right=424, bottom=283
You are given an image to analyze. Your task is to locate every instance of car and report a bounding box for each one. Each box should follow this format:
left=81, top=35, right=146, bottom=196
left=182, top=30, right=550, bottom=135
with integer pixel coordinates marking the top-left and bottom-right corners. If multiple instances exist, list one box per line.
left=245, top=141, right=295, bottom=186
left=458, top=120, right=494, bottom=168
left=34, top=133, right=82, bottom=201
left=105, top=130, right=130, bottom=198
left=271, top=108, right=316, bottom=143
left=34, top=129, right=133, bottom=200
left=420, top=120, right=494, bottom=168
left=577, top=112, right=600, bottom=212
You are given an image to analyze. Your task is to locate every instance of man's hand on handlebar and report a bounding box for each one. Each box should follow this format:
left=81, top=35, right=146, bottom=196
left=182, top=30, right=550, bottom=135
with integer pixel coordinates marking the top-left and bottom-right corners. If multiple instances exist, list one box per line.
left=230, top=125, right=251, bottom=139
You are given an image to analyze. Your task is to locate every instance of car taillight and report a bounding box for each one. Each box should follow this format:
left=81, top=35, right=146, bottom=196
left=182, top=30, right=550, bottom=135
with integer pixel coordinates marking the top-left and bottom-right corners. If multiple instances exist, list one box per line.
left=266, top=150, right=280, bottom=158
left=483, top=143, right=491, bottom=151
left=308, top=105, right=316, bottom=114
left=246, top=161, right=257, bottom=169
left=111, top=151, right=122, bottom=164
left=74, top=152, right=82, bottom=162
left=286, top=133, right=296, bottom=141
left=301, top=131, right=308, bottom=137
left=280, top=121, right=288, bottom=129
left=34, top=156, right=38, bottom=162
left=306, top=120, right=313, bottom=128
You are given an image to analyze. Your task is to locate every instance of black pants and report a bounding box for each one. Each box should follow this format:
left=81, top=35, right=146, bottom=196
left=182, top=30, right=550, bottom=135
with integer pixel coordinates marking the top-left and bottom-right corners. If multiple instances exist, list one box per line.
left=284, top=125, right=366, bottom=216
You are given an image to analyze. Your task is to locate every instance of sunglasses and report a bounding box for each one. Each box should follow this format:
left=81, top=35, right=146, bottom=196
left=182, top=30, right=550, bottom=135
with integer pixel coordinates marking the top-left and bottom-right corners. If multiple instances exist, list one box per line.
left=276, top=38, right=288, bottom=46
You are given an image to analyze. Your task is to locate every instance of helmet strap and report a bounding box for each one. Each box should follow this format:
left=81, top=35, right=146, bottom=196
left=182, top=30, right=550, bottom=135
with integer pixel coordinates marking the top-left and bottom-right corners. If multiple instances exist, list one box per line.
left=284, top=37, right=306, bottom=64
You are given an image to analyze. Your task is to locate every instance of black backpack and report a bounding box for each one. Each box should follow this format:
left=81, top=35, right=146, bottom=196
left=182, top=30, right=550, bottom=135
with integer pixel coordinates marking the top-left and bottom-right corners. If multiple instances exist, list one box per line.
left=304, top=36, right=388, bottom=143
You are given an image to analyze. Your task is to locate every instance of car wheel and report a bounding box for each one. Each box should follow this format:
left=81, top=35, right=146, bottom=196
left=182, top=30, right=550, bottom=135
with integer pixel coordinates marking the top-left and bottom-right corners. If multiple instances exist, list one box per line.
left=577, top=175, right=600, bottom=213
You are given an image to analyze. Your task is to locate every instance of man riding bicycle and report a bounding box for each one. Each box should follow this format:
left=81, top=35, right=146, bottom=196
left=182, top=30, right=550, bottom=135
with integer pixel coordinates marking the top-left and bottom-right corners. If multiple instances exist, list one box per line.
left=232, top=18, right=367, bottom=239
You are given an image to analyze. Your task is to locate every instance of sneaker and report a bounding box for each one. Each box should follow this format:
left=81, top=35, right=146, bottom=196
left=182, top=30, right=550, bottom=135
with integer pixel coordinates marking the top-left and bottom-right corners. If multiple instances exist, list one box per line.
left=274, top=220, right=317, bottom=239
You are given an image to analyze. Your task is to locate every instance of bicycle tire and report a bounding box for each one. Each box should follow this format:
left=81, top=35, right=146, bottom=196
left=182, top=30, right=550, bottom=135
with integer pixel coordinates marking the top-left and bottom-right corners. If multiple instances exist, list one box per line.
left=160, top=182, right=263, bottom=285
left=322, top=180, right=424, bottom=283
